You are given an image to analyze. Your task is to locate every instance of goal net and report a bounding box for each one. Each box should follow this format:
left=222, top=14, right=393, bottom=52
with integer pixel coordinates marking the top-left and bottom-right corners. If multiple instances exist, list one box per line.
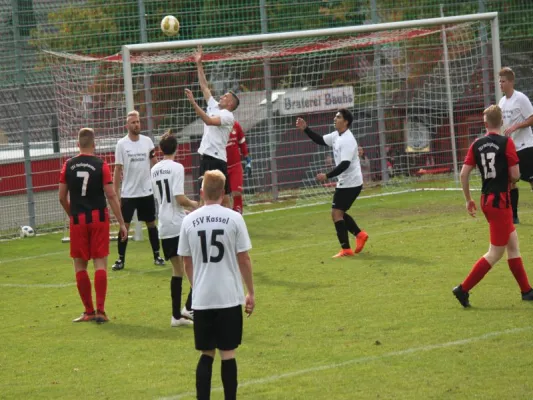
left=49, top=13, right=500, bottom=241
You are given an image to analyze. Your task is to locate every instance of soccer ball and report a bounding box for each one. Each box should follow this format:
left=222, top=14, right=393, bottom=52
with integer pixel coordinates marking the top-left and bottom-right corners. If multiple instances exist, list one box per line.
left=20, top=225, right=35, bottom=238
left=161, top=15, right=180, bottom=37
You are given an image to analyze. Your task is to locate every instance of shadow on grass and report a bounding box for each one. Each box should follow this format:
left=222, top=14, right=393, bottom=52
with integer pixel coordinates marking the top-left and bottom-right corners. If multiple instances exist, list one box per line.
left=99, top=321, right=192, bottom=340
left=355, top=252, right=429, bottom=267
left=254, top=271, right=326, bottom=290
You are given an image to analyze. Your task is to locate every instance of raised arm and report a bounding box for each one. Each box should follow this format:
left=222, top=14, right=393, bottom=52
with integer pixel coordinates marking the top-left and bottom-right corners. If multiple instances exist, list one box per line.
left=195, top=46, right=212, bottom=102
left=295, top=117, right=327, bottom=146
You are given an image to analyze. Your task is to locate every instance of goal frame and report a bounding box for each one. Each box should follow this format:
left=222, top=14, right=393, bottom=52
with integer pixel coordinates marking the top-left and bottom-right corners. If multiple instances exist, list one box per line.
left=121, top=12, right=501, bottom=240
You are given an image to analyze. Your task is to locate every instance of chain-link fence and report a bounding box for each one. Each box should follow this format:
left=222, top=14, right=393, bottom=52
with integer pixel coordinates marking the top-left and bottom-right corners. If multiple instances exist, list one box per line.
left=1, top=0, right=533, bottom=238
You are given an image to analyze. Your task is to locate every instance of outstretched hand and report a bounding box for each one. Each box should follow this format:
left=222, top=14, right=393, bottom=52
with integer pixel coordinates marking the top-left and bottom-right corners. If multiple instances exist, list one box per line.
left=194, top=45, right=203, bottom=64
left=184, top=88, right=195, bottom=105
left=296, top=117, right=307, bottom=132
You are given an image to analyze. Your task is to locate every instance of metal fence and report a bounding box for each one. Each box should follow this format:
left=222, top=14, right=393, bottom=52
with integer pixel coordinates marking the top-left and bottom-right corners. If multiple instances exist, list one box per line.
left=2, top=0, right=533, bottom=238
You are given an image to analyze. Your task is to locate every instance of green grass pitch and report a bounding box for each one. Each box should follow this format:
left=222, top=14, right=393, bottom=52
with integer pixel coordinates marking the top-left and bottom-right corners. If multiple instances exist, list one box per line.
left=1, top=189, right=533, bottom=399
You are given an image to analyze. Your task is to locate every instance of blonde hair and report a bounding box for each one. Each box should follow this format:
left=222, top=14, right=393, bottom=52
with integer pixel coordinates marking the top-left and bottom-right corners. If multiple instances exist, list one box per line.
left=483, top=105, right=503, bottom=129
left=127, top=110, right=140, bottom=121
left=499, top=67, right=515, bottom=82
left=78, top=127, right=95, bottom=148
left=202, top=170, right=226, bottom=201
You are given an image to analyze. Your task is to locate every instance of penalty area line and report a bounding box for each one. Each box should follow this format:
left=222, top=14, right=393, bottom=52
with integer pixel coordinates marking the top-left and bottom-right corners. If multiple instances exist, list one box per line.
left=158, top=326, right=531, bottom=400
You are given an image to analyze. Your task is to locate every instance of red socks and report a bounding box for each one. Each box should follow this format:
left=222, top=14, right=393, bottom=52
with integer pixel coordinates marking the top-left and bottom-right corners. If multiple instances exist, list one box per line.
left=232, top=195, right=243, bottom=214
left=76, top=270, right=94, bottom=314
left=508, top=257, right=532, bottom=293
left=94, top=269, right=108, bottom=313
left=462, top=257, right=492, bottom=292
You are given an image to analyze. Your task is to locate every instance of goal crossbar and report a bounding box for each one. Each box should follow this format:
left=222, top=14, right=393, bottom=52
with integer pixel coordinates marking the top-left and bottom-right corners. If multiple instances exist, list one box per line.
left=122, top=12, right=501, bottom=116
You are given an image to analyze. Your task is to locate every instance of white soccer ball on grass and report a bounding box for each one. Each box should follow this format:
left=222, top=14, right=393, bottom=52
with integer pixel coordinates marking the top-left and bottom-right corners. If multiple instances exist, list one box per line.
left=20, top=225, right=35, bottom=238
left=161, top=15, right=180, bottom=37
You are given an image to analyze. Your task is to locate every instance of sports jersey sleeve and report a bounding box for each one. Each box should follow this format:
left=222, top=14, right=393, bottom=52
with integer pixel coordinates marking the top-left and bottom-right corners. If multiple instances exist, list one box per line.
left=207, top=96, right=218, bottom=109
left=219, top=109, right=235, bottom=127
left=340, top=137, right=357, bottom=162
left=172, top=164, right=185, bottom=196
left=323, top=133, right=335, bottom=147
left=235, top=215, right=252, bottom=253
left=519, top=94, right=533, bottom=119
left=102, top=162, right=113, bottom=185
left=235, top=122, right=249, bottom=156
left=506, top=137, right=519, bottom=166
left=464, top=143, right=476, bottom=166
left=114, top=141, right=124, bottom=166
left=177, top=222, right=191, bottom=256
left=59, top=160, right=68, bottom=184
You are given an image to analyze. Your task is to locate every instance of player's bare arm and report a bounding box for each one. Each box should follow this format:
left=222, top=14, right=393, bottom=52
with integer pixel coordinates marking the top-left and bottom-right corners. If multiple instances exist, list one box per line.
left=183, top=256, right=193, bottom=287
left=509, top=164, right=520, bottom=183
left=104, top=183, right=128, bottom=241
left=237, top=251, right=255, bottom=316
left=113, top=164, right=123, bottom=201
left=58, top=183, right=71, bottom=216
left=185, top=88, right=222, bottom=126
left=195, top=45, right=212, bottom=101
left=176, top=194, right=199, bottom=210
left=460, top=164, right=476, bottom=217
left=504, top=114, right=533, bottom=136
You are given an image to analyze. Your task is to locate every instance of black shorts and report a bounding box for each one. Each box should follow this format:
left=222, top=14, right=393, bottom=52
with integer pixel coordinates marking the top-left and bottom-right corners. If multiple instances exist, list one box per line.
left=332, top=185, right=362, bottom=211
left=517, top=147, right=533, bottom=183
left=199, top=154, right=231, bottom=195
left=161, top=236, right=179, bottom=261
left=194, top=305, right=243, bottom=351
left=121, top=195, right=156, bottom=223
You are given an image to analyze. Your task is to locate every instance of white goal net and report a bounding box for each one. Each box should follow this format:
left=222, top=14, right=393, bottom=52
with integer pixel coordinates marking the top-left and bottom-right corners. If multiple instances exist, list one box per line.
left=49, top=13, right=500, bottom=240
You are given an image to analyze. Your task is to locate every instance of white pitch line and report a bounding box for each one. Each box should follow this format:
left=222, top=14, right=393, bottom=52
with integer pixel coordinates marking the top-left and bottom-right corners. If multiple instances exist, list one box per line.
left=0, top=250, right=67, bottom=264
left=158, top=326, right=531, bottom=400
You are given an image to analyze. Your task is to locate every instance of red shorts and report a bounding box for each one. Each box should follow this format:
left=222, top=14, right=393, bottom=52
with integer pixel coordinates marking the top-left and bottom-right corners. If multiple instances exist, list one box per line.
left=481, top=196, right=515, bottom=246
left=227, top=163, right=243, bottom=193
left=70, top=209, right=110, bottom=260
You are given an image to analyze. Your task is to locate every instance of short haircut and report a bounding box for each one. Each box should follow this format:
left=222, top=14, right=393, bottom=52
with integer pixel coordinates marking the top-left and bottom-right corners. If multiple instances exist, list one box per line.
left=229, top=91, right=240, bottom=111
left=483, top=105, right=503, bottom=129
left=499, top=67, right=515, bottom=82
left=159, top=130, right=178, bottom=155
left=202, top=170, right=226, bottom=201
left=78, top=128, right=95, bottom=148
left=127, top=110, right=140, bottom=120
left=338, top=108, right=354, bottom=127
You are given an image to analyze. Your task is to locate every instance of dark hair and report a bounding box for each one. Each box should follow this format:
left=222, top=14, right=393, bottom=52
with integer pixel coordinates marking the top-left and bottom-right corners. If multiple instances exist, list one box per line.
left=159, top=131, right=178, bottom=155
left=338, top=108, right=353, bottom=127
left=229, top=91, right=240, bottom=110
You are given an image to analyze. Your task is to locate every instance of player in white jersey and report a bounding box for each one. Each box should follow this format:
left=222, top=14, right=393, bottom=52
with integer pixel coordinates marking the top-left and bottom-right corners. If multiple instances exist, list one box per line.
left=112, top=110, right=164, bottom=271
left=178, top=170, right=255, bottom=400
left=184, top=45, right=240, bottom=208
left=296, top=109, right=369, bottom=258
left=151, top=132, right=198, bottom=327
left=498, top=67, right=533, bottom=224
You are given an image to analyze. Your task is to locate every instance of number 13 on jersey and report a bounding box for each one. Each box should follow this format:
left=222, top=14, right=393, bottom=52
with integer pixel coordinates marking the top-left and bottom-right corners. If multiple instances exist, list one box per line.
left=481, top=152, right=496, bottom=179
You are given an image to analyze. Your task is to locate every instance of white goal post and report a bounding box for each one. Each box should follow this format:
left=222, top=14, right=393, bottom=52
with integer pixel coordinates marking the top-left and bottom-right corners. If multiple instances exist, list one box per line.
left=118, top=12, right=501, bottom=238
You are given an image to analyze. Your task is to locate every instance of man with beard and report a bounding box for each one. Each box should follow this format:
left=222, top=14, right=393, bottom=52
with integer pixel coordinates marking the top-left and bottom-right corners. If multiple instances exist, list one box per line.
left=112, top=110, right=165, bottom=271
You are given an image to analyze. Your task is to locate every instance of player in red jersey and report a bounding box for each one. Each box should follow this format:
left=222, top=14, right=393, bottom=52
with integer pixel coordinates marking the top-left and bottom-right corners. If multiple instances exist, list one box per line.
left=59, top=128, right=127, bottom=323
left=226, top=121, right=251, bottom=214
left=453, top=105, right=533, bottom=307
